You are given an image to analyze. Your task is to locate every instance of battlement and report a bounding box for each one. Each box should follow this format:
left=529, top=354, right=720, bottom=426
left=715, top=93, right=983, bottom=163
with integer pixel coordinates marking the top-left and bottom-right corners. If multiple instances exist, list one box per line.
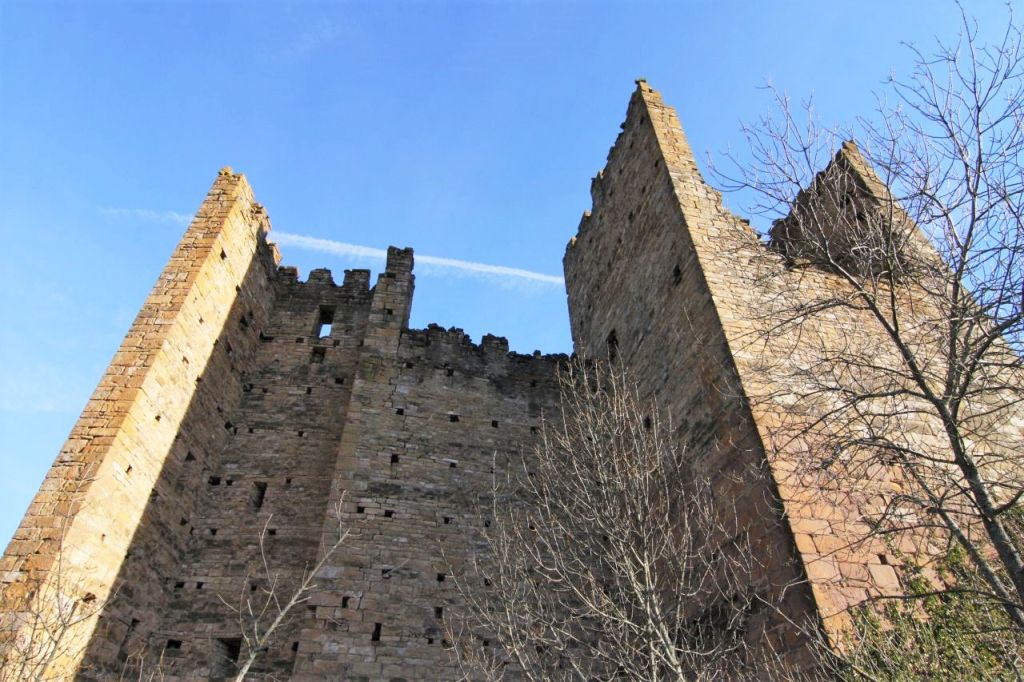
left=2, top=81, right=988, bottom=679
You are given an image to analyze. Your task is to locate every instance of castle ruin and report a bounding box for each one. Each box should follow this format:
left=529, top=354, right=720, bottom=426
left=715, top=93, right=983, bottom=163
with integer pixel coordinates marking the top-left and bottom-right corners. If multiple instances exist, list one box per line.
left=1, top=81, right=1006, bottom=679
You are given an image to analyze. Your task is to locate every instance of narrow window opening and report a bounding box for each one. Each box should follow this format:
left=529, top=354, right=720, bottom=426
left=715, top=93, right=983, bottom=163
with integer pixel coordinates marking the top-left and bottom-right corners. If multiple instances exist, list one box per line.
left=371, top=623, right=382, bottom=642
left=342, top=596, right=351, bottom=608
left=434, top=606, right=444, bottom=618
left=285, top=477, right=292, bottom=486
left=306, top=387, right=312, bottom=395
left=291, top=641, right=299, bottom=652
left=607, top=329, right=618, bottom=362
left=316, top=306, right=335, bottom=338
left=643, top=416, right=652, bottom=431
left=251, top=482, right=267, bottom=510
left=672, top=264, right=683, bottom=286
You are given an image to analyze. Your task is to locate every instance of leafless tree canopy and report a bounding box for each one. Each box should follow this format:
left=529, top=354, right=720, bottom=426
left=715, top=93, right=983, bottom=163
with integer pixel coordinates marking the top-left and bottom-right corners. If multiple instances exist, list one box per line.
left=715, top=6, right=1024, bottom=632
left=449, top=361, right=800, bottom=681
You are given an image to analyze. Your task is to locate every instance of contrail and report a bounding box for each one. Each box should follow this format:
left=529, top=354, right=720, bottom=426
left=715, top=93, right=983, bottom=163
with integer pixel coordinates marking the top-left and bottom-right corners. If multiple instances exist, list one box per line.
left=100, top=208, right=565, bottom=287
left=274, top=232, right=564, bottom=286
left=100, top=208, right=194, bottom=226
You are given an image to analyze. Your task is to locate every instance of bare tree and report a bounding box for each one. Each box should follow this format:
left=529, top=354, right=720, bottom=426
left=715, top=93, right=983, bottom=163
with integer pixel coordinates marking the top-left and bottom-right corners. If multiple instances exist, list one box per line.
left=0, top=485, right=113, bottom=682
left=448, top=361, right=804, bottom=681
left=219, top=496, right=350, bottom=681
left=714, top=4, right=1024, bottom=638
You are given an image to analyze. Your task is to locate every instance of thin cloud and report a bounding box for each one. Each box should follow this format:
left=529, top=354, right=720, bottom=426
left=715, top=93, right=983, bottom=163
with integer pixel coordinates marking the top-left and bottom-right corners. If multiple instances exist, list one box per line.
left=274, top=232, right=565, bottom=287
left=98, top=210, right=564, bottom=288
left=100, top=208, right=193, bottom=226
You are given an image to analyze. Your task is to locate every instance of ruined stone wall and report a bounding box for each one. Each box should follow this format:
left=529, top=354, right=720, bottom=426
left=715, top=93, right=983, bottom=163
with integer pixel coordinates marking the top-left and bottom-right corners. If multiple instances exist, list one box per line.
left=1, top=168, right=564, bottom=678
left=563, top=82, right=819, bottom=658
left=0, top=169, right=280, bottom=677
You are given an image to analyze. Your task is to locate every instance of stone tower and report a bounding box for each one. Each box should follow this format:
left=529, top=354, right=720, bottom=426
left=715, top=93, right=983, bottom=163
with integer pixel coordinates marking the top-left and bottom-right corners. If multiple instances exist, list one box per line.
left=2, top=81, right=994, bottom=678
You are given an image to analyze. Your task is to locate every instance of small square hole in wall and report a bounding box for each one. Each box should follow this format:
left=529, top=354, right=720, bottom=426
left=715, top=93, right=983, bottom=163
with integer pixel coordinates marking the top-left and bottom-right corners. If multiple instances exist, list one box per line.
left=209, top=528, right=218, bottom=536
left=259, top=331, right=274, bottom=342
left=297, top=430, right=305, bottom=438
left=291, top=641, right=299, bottom=653
left=448, top=414, right=459, bottom=423
left=530, top=426, right=539, bottom=435
left=448, top=461, right=457, bottom=469
left=220, top=249, right=227, bottom=260
left=295, top=337, right=305, bottom=344
left=436, top=573, right=445, bottom=582
left=491, top=420, right=499, bottom=428
left=356, top=506, right=365, bottom=514
left=306, top=387, right=312, bottom=395
left=285, top=477, right=292, bottom=486
left=208, top=476, right=221, bottom=486
left=443, top=516, right=453, bottom=525
left=184, top=451, right=195, bottom=462
left=267, top=528, right=277, bottom=536
left=405, top=361, right=414, bottom=369
left=334, top=377, right=345, bottom=385
left=390, top=454, right=399, bottom=464
left=225, top=479, right=233, bottom=487
left=446, top=368, right=454, bottom=377
left=342, top=596, right=350, bottom=608
left=196, top=582, right=204, bottom=590
left=385, top=308, right=394, bottom=316
left=310, top=347, right=325, bottom=363
left=384, top=509, right=394, bottom=518
left=173, top=581, right=185, bottom=589
left=166, top=639, right=182, bottom=650
left=180, top=518, right=187, bottom=526
left=395, top=408, right=404, bottom=416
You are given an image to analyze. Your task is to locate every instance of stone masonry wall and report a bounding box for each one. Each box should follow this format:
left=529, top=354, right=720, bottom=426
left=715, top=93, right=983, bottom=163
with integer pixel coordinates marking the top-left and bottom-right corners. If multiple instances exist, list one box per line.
left=0, top=168, right=280, bottom=678
left=563, top=82, right=819, bottom=659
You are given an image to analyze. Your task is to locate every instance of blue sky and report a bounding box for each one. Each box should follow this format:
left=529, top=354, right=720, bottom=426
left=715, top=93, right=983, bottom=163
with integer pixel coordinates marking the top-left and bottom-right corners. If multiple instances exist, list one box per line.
left=0, top=0, right=1016, bottom=545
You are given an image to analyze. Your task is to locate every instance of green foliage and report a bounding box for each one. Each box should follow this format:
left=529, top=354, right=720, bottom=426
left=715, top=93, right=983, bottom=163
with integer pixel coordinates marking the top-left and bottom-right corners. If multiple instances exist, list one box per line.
left=838, top=545, right=1024, bottom=680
